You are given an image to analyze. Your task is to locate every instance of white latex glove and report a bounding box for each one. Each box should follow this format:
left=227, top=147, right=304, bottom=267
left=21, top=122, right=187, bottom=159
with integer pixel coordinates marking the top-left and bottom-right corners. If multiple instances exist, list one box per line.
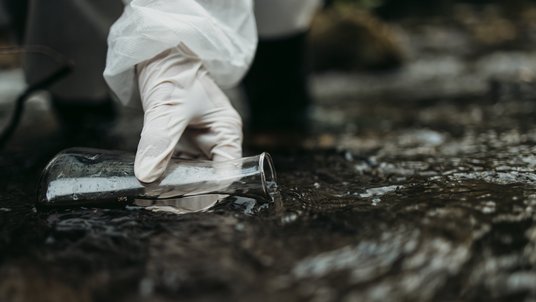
left=134, top=47, right=243, bottom=183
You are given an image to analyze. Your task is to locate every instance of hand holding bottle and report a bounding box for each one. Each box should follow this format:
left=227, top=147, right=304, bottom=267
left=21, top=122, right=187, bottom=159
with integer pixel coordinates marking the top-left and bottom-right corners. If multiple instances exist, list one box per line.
left=135, top=47, right=243, bottom=183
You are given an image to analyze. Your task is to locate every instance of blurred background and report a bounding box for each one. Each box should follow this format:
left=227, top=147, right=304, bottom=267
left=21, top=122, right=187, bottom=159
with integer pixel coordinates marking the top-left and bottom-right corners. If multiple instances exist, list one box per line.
left=0, top=0, right=535, bottom=146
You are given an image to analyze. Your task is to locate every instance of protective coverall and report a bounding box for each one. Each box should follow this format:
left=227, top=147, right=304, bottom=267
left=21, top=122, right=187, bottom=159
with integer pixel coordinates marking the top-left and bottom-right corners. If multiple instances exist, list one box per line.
left=6, top=0, right=322, bottom=182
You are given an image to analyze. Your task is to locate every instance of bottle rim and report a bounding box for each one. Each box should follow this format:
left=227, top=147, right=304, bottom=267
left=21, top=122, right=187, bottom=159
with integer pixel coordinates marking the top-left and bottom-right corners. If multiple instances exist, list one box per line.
left=259, top=152, right=277, bottom=197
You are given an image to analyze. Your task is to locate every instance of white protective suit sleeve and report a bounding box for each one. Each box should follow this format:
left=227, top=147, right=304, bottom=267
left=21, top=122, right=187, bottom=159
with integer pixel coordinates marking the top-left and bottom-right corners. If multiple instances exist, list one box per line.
left=254, top=0, right=322, bottom=38
left=104, top=0, right=257, bottom=105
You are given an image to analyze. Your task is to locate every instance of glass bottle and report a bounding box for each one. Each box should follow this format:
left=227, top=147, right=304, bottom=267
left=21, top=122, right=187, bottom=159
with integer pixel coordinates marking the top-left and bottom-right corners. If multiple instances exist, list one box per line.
left=37, top=148, right=277, bottom=208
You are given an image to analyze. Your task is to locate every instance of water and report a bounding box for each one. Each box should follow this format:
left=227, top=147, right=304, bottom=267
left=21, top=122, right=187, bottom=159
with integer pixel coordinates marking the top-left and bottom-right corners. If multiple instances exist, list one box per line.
left=3, top=108, right=536, bottom=302
left=2, top=14, right=536, bottom=301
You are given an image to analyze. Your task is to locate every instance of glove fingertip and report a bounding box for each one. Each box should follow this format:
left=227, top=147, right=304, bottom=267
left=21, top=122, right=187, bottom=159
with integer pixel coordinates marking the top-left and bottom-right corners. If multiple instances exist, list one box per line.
left=134, top=152, right=170, bottom=183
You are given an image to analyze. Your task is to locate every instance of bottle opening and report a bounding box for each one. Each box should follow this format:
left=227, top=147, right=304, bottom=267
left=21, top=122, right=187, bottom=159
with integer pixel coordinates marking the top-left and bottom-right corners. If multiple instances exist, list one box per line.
left=260, top=152, right=278, bottom=196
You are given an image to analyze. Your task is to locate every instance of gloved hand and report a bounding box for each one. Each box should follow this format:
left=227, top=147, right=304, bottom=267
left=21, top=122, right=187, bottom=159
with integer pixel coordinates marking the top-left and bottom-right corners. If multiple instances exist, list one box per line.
left=134, top=47, right=243, bottom=183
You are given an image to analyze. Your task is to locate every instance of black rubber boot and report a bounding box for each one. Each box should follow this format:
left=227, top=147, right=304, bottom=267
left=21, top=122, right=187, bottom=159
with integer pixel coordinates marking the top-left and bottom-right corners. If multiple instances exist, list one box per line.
left=243, top=32, right=312, bottom=133
left=2, top=0, right=29, bottom=43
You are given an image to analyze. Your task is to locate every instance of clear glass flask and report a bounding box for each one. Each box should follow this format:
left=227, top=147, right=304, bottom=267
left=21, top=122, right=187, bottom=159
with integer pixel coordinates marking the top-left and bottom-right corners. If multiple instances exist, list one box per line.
left=37, top=148, right=277, bottom=208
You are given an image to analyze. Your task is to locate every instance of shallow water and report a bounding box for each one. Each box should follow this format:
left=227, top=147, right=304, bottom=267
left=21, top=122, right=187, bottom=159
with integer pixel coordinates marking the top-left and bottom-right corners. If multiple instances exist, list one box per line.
left=2, top=92, right=536, bottom=301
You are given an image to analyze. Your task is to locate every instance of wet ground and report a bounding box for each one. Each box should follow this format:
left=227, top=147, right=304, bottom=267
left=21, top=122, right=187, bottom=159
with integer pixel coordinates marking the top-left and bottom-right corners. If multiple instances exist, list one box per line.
left=2, top=8, right=536, bottom=302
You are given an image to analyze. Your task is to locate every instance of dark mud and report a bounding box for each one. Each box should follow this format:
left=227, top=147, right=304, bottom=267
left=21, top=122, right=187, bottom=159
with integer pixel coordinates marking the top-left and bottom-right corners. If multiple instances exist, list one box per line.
left=2, top=12, right=536, bottom=302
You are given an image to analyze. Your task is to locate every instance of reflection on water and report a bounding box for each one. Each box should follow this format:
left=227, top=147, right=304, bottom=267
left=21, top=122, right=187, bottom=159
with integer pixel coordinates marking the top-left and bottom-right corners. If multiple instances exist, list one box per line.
left=129, top=195, right=224, bottom=215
